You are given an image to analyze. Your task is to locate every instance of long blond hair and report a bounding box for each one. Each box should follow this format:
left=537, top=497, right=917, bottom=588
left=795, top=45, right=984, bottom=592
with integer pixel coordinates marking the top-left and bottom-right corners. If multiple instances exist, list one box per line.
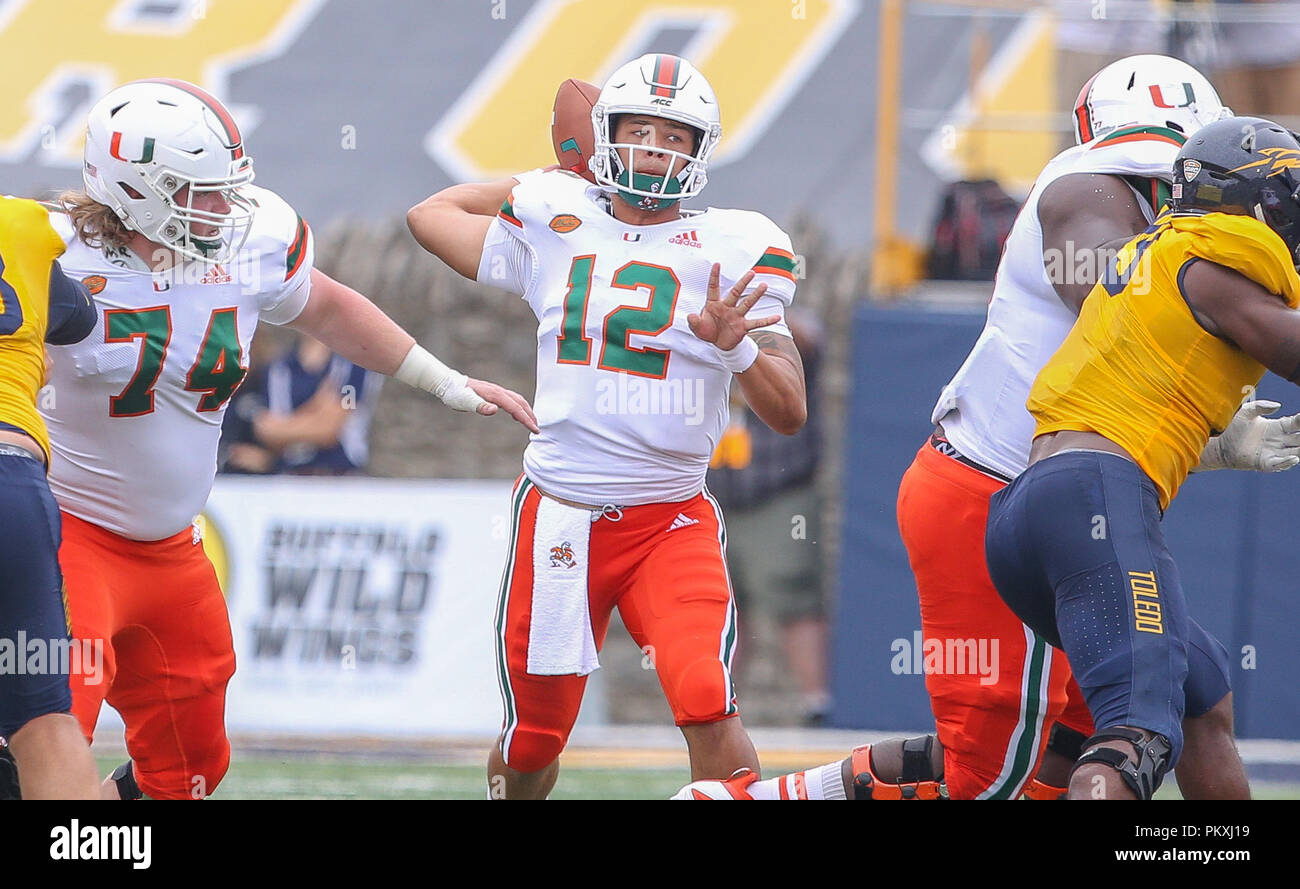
left=55, top=191, right=133, bottom=250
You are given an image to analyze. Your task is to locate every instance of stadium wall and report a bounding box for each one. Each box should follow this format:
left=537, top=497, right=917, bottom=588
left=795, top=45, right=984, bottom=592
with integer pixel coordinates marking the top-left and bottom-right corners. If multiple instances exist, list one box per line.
left=834, top=303, right=1300, bottom=741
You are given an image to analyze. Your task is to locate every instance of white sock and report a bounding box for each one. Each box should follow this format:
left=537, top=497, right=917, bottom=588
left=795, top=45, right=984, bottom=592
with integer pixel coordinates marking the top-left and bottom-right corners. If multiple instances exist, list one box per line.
left=748, top=761, right=847, bottom=800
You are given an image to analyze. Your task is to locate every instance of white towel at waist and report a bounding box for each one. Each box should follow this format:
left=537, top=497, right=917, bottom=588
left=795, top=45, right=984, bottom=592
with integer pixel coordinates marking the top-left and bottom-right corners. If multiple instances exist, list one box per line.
left=527, top=496, right=600, bottom=675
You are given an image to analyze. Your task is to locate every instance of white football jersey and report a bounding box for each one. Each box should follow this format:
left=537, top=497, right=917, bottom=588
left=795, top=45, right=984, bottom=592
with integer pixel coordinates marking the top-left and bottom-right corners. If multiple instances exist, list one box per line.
left=478, top=171, right=796, bottom=505
left=43, top=185, right=315, bottom=540
left=931, top=126, right=1184, bottom=479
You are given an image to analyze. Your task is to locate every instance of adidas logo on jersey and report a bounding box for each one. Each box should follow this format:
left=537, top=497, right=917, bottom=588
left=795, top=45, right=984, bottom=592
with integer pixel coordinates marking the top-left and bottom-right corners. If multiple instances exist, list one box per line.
left=668, top=230, right=703, bottom=248
left=667, top=513, right=699, bottom=532
left=200, top=264, right=233, bottom=285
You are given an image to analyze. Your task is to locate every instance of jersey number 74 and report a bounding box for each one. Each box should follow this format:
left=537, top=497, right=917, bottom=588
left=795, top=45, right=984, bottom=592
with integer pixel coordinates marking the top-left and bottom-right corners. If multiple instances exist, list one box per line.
left=104, top=306, right=245, bottom=417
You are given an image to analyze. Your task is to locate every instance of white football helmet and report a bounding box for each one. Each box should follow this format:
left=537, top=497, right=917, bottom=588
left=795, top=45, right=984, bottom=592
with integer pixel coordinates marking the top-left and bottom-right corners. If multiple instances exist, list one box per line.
left=1072, top=54, right=1232, bottom=146
left=590, top=54, right=721, bottom=211
left=83, top=78, right=255, bottom=263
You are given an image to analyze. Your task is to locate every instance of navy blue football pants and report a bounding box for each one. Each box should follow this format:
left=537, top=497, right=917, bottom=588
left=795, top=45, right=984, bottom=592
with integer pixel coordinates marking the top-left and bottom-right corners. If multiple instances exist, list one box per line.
left=985, top=451, right=1231, bottom=770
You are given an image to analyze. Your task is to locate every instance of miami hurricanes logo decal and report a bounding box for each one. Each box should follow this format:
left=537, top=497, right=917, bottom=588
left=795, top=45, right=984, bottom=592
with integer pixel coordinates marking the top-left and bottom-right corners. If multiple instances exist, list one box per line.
left=109, top=132, right=154, bottom=163
left=1149, top=82, right=1195, bottom=109
left=549, top=541, right=577, bottom=569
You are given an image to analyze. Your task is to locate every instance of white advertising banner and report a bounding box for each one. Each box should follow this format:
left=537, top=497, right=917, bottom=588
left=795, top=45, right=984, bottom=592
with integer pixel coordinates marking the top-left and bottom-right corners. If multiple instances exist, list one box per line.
left=195, top=475, right=575, bottom=736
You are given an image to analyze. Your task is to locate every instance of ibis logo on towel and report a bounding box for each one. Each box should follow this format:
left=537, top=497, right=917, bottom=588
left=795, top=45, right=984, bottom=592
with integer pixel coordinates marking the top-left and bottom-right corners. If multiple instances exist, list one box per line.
left=549, top=541, right=577, bottom=569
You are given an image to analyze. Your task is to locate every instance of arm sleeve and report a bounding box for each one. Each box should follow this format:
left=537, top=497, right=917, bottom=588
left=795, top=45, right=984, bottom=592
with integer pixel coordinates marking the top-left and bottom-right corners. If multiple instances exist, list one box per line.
left=475, top=215, right=535, bottom=297
left=45, top=260, right=97, bottom=345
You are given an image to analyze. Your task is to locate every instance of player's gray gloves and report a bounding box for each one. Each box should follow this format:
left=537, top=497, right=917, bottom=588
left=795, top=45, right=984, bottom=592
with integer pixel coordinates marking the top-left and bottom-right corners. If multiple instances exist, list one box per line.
left=1194, top=399, right=1300, bottom=472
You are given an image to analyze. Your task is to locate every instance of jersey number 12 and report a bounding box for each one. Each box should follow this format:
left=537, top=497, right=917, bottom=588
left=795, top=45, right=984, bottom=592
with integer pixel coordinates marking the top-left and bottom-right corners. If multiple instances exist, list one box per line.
left=556, top=257, right=679, bottom=379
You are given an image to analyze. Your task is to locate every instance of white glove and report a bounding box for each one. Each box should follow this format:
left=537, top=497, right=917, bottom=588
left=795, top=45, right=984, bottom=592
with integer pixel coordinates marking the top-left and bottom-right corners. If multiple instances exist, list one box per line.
left=1195, top=400, right=1300, bottom=472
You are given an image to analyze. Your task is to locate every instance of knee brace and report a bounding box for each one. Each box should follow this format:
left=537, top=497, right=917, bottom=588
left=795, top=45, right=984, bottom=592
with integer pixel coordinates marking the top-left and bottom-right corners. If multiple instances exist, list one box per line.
left=850, top=735, right=948, bottom=800
left=1071, top=728, right=1171, bottom=800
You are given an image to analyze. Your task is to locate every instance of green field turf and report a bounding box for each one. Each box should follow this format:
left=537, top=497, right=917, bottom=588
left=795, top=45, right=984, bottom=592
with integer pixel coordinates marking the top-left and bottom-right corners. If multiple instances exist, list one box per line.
left=95, top=753, right=1299, bottom=800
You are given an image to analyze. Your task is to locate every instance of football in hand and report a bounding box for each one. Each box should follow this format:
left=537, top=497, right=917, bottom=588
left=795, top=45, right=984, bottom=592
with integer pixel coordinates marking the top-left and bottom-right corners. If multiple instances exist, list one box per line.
left=552, top=78, right=600, bottom=182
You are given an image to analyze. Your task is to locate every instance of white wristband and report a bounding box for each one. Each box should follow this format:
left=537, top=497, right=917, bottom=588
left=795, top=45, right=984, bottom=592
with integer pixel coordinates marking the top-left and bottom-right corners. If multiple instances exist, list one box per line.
left=393, top=344, right=486, bottom=412
left=717, top=336, right=759, bottom=374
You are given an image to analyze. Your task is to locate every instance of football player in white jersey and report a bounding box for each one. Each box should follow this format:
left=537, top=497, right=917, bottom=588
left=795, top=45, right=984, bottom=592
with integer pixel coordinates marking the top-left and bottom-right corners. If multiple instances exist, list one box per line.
left=40, top=79, right=537, bottom=800
left=408, top=53, right=807, bottom=799
left=676, top=55, right=1299, bottom=800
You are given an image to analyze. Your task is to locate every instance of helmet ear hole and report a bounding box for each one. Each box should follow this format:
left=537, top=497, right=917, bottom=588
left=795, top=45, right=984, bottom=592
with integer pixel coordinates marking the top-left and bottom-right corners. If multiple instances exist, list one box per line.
left=118, top=182, right=146, bottom=200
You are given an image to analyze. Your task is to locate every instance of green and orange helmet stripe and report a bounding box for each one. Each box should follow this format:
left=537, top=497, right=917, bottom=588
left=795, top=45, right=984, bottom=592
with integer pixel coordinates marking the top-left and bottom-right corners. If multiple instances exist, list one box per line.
left=1073, top=71, right=1101, bottom=143
left=1090, top=124, right=1186, bottom=151
left=649, top=54, right=683, bottom=98
left=138, top=77, right=245, bottom=160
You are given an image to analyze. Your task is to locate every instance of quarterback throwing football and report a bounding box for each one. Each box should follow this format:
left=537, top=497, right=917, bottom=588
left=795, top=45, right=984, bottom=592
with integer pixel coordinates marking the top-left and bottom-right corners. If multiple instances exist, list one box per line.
left=409, top=54, right=807, bottom=798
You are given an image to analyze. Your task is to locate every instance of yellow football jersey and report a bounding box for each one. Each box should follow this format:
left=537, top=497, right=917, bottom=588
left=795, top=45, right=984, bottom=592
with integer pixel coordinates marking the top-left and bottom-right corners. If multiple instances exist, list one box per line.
left=1030, top=210, right=1300, bottom=509
left=0, top=196, right=68, bottom=461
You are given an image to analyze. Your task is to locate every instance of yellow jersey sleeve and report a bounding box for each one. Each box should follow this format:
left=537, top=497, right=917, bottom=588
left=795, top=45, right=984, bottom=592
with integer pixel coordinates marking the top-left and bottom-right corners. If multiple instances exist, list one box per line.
left=0, top=196, right=70, bottom=462
left=1029, top=211, right=1299, bottom=509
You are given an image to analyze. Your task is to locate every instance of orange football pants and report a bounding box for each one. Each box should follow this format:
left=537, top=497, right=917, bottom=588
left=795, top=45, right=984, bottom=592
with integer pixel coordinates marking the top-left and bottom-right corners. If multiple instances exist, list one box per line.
left=496, top=476, right=740, bottom=772
left=896, top=441, right=1093, bottom=799
left=60, top=511, right=235, bottom=800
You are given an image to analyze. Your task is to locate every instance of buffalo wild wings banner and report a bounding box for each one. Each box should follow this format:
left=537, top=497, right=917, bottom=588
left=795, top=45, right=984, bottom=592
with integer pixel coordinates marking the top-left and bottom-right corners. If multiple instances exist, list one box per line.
left=201, top=476, right=519, bottom=735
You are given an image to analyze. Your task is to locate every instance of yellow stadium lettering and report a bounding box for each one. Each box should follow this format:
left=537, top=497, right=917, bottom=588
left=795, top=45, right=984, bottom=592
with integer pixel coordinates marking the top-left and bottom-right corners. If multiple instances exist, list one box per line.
left=427, top=0, right=855, bottom=180
left=0, top=0, right=323, bottom=164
